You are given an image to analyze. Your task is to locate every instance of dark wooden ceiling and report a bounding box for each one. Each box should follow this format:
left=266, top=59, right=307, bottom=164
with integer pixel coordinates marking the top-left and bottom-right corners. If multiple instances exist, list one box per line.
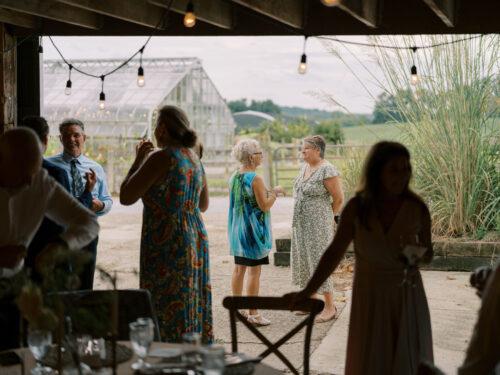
left=0, top=0, right=498, bottom=37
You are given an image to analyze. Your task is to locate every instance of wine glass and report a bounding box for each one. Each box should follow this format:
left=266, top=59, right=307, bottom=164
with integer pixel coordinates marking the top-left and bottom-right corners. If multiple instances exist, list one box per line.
left=129, top=321, right=154, bottom=370
left=201, top=346, right=225, bottom=375
left=27, top=329, right=53, bottom=375
left=182, top=332, right=201, bottom=368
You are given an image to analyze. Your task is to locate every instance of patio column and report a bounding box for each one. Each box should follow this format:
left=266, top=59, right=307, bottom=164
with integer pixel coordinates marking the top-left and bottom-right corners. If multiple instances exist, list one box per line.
left=0, top=23, right=16, bottom=134
left=17, top=34, right=40, bottom=123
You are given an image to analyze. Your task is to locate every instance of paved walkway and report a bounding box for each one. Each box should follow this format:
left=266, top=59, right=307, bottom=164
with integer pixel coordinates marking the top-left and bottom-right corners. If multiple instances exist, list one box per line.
left=96, top=198, right=480, bottom=374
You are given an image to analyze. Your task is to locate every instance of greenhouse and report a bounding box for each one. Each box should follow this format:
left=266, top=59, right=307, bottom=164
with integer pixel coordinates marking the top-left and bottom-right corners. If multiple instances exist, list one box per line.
left=42, top=58, right=236, bottom=151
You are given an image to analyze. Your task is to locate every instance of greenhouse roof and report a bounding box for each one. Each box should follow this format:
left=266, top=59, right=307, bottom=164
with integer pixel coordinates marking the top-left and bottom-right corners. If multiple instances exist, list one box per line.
left=43, top=58, right=201, bottom=132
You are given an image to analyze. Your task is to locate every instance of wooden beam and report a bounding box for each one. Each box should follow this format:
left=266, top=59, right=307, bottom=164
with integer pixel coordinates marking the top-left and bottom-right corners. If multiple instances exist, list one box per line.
left=55, top=0, right=165, bottom=29
left=148, top=0, right=232, bottom=29
left=0, top=0, right=101, bottom=30
left=0, top=24, right=16, bottom=133
left=421, top=0, right=455, bottom=27
left=336, top=0, right=378, bottom=28
left=230, top=0, right=303, bottom=29
left=0, top=8, right=38, bottom=29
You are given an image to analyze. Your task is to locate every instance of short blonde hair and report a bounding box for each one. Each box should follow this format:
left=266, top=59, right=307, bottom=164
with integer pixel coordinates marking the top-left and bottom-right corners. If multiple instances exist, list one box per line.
left=231, top=139, right=261, bottom=165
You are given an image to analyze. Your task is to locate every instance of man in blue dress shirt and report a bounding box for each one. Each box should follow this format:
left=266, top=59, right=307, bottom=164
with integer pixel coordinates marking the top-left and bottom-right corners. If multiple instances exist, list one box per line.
left=48, top=118, right=113, bottom=289
left=20, top=116, right=96, bottom=284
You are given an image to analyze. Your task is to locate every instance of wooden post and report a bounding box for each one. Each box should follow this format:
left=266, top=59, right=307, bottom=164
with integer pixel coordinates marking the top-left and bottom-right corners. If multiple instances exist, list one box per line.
left=260, top=128, right=273, bottom=188
left=17, top=34, right=40, bottom=122
left=0, top=23, right=16, bottom=134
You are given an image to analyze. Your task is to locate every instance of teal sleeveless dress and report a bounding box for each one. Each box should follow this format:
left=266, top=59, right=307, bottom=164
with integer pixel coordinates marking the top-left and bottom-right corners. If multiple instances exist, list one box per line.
left=140, top=148, right=212, bottom=343
left=228, top=171, right=272, bottom=265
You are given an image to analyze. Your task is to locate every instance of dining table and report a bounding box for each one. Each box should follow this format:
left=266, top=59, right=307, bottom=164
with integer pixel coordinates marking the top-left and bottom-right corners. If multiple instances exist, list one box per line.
left=5, top=342, right=283, bottom=375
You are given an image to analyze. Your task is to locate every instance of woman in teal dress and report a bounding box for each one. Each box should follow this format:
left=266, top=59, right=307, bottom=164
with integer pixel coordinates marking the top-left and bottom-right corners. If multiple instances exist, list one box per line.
left=120, top=106, right=212, bottom=343
left=228, top=139, right=284, bottom=326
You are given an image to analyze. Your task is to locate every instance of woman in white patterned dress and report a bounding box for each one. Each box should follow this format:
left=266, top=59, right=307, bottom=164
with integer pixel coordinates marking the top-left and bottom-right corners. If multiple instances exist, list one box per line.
left=291, top=135, right=344, bottom=322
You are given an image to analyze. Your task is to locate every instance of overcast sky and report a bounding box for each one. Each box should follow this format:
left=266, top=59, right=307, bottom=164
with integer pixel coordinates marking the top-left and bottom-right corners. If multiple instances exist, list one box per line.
left=42, top=36, right=383, bottom=114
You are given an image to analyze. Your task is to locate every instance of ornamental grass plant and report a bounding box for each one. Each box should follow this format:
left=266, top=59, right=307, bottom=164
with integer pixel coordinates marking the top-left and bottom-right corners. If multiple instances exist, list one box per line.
left=326, top=35, right=499, bottom=237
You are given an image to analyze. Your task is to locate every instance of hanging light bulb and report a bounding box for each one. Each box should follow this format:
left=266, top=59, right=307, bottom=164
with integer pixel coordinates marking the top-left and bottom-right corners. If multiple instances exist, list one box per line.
left=321, top=0, right=340, bottom=6
left=65, top=80, right=72, bottom=95
left=65, top=65, right=72, bottom=95
left=184, top=1, right=196, bottom=28
left=38, top=36, right=43, bottom=53
left=410, top=65, right=419, bottom=85
left=99, top=92, right=106, bottom=110
left=137, top=66, right=145, bottom=87
left=99, top=75, right=105, bottom=110
left=137, top=48, right=145, bottom=87
left=298, top=54, right=307, bottom=74
left=298, top=36, right=308, bottom=74
left=410, top=46, right=419, bottom=85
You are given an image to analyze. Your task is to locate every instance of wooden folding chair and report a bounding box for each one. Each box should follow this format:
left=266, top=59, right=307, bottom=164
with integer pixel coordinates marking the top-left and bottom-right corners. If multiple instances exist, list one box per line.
left=222, top=296, right=324, bottom=375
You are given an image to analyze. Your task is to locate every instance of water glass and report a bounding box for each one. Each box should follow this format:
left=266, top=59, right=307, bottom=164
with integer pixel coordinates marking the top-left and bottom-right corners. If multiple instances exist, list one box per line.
left=27, top=329, right=53, bottom=375
left=201, top=346, right=225, bottom=375
left=182, top=332, right=201, bottom=367
left=129, top=321, right=154, bottom=370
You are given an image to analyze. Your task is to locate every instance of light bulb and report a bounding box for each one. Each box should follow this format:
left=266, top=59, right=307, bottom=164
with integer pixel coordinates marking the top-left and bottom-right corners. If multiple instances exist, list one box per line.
left=99, top=92, right=105, bottom=110
left=410, top=65, right=419, bottom=85
left=321, top=0, right=340, bottom=6
left=137, top=66, right=145, bottom=87
left=298, top=53, right=307, bottom=74
left=184, top=2, right=196, bottom=27
left=65, top=80, right=72, bottom=95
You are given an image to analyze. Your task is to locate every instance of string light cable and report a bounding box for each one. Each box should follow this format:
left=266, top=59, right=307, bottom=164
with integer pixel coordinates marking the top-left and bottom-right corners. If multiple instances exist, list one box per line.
left=47, top=0, right=174, bottom=102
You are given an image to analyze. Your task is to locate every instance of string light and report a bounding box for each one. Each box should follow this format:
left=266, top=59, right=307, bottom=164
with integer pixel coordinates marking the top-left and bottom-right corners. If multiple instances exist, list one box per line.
left=65, top=64, right=73, bottom=95
left=137, top=47, right=145, bottom=87
left=184, top=1, right=196, bottom=28
left=99, top=75, right=105, bottom=110
left=38, top=36, right=43, bottom=53
left=298, top=36, right=308, bottom=74
left=321, top=0, right=340, bottom=6
left=410, top=47, right=419, bottom=85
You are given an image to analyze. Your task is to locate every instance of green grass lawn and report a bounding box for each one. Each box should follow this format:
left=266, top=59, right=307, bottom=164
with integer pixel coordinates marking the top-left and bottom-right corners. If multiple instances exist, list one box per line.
left=342, top=123, right=403, bottom=144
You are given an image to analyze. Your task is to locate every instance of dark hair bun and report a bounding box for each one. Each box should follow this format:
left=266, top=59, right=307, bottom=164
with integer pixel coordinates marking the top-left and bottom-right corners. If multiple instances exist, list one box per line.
left=181, top=128, right=197, bottom=148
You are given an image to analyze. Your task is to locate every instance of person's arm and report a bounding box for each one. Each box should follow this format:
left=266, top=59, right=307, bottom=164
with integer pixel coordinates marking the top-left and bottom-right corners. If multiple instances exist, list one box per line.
left=419, top=203, right=433, bottom=264
left=252, top=175, right=277, bottom=212
left=92, top=166, right=113, bottom=215
left=324, top=175, right=344, bottom=219
left=199, top=168, right=209, bottom=213
left=120, top=150, right=169, bottom=206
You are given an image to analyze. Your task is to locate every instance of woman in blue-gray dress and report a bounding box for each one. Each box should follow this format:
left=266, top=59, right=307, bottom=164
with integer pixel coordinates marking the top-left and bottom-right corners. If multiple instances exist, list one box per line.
left=228, top=139, right=284, bottom=326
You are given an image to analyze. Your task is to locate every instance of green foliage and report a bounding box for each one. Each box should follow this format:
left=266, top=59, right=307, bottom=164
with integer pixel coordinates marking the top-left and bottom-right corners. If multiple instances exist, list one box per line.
left=227, top=98, right=281, bottom=115
left=373, top=35, right=500, bottom=237
left=314, top=120, right=345, bottom=144
left=372, top=89, right=415, bottom=123
left=259, top=119, right=311, bottom=143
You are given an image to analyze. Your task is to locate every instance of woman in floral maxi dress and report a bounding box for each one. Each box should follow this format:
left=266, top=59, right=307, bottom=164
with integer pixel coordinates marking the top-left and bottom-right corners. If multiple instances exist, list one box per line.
left=120, top=106, right=212, bottom=343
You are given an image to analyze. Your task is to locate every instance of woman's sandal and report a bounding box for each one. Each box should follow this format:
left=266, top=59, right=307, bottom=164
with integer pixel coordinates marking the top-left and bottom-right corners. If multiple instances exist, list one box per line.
left=238, top=310, right=249, bottom=319
left=247, top=313, right=271, bottom=326
left=315, top=306, right=338, bottom=323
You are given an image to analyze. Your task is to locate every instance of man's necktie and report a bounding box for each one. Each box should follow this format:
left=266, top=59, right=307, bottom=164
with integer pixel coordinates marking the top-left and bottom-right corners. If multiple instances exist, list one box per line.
left=70, top=159, right=85, bottom=197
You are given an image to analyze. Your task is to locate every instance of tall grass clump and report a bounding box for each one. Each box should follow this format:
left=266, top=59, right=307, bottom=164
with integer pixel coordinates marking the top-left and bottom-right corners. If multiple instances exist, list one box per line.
left=372, top=35, right=499, bottom=237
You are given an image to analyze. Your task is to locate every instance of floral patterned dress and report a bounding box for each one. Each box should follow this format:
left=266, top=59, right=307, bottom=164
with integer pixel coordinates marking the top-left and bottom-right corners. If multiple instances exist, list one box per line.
left=291, top=162, right=340, bottom=293
left=140, top=148, right=212, bottom=343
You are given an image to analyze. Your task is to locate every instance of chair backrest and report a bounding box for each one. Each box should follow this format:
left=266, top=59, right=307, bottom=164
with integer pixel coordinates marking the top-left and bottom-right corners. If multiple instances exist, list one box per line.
left=52, top=289, right=161, bottom=341
left=222, top=296, right=324, bottom=375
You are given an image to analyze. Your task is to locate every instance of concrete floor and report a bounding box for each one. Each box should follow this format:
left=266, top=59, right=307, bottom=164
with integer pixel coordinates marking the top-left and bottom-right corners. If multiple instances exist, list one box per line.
left=95, top=197, right=480, bottom=374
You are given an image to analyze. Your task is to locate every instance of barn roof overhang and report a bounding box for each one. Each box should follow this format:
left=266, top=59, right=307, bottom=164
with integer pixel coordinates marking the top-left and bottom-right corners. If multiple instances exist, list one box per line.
left=0, top=0, right=498, bottom=37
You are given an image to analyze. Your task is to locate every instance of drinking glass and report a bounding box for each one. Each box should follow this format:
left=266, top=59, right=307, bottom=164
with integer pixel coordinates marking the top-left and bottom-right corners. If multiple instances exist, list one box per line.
left=182, top=332, right=201, bottom=368
left=27, top=329, right=53, bottom=375
left=201, top=346, right=225, bottom=375
left=129, top=321, right=154, bottom=370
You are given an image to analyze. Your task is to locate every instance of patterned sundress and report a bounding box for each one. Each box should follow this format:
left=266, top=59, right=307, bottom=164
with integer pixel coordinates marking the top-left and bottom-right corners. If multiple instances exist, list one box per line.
left=291, top=162, right=340, bottom=293
left=227, top=171, right=272, bottom=260
left=140, top=148, right=213, bottom=343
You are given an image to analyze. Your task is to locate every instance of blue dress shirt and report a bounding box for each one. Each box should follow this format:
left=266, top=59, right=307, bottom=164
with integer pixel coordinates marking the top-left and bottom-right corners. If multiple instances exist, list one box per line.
left=48, top=153, right=113, bottom=216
